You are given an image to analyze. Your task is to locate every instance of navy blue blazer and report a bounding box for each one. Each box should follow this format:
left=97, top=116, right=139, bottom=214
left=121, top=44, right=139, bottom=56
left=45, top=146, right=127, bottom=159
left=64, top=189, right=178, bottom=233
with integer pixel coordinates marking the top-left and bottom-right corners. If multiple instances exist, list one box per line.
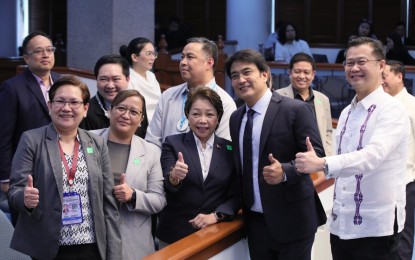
left=157, top=131, right=240, bottom=243
left=0, top=68, right=60, bottom=181
left=230, top=92, right=327, bottom=243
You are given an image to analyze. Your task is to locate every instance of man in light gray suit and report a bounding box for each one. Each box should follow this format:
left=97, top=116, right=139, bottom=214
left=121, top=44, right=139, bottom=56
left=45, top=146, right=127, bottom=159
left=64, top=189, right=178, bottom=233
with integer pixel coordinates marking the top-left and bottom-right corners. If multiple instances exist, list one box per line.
left=277, top=52, right=333, bottom=156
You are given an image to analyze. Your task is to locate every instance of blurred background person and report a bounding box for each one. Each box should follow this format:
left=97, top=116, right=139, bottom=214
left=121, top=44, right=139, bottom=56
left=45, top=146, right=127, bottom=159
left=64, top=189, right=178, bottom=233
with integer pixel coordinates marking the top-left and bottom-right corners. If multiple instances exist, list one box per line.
left=386, top=32, right=415, bottom=65
left=91, top=90, right=166, bottom=260
left=263, top=21, right=285, bottom=61
left=80, top=54, right=149, bottom=138
left=156, top=86, right=240, bottom=247
left=355, top=18, right=377, bottom=39
left=382, top=60, right=415, bottom=260
left=8, top=75, right=121, bottom=260
left=335, top=34, right=358, bottom=64
left=394, top=21, right=415, bottom=46
left=275, top=22, right=312, bottom=63
left=119, top=38, right=161, bottom=123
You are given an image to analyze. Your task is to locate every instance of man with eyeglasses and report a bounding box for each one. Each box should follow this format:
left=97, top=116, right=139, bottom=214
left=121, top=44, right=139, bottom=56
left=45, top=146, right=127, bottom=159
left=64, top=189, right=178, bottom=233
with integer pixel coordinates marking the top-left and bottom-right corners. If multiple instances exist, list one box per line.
left=382, top=60, right=415, bottom=260
left=295, top=37, right=409, bottom=259
left=0, top=31, right=60, bottom=222
left=145, top=37, right=236, bottom=148
left=80, top=54, right=148, bottom=138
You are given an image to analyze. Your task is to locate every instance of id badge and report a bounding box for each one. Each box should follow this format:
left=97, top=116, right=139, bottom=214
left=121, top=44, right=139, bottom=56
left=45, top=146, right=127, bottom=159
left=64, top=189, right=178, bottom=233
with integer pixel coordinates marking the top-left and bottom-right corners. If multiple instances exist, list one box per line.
left=62, top=192, right=83, bottom=226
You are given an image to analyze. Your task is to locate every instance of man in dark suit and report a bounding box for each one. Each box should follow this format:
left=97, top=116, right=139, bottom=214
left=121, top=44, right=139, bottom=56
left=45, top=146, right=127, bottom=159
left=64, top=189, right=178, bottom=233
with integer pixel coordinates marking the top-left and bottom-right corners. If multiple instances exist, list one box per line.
left=225, top=49, right=326, bottom=260
left=0, top=31, right=60, bottom=197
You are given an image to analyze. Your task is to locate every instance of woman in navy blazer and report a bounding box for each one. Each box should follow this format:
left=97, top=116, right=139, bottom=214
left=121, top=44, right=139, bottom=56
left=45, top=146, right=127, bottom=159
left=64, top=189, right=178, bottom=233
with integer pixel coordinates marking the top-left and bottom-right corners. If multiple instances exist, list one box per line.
left=8, top=75, right=121, bottom=260
left=156, top=86, right=240, bottom=246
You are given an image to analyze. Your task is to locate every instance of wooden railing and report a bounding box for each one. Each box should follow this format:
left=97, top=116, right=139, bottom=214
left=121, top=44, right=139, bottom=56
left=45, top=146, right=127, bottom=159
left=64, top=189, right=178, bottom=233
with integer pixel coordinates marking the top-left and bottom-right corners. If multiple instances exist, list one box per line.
left=143, top=174, right=333, bottom=260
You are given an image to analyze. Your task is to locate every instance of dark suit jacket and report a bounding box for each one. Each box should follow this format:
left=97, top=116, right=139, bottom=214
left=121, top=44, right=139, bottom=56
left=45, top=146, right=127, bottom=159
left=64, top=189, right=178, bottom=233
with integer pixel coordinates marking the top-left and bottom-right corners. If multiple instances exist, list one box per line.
left=0, top=68, right=60, bottom=181
left=157, top=131, right=240, bottom=243
left=8, top=124, right=122, bottom=260
left=230, top=92, right=326, bottom=243
left=80, top=93, right=148, bottom=138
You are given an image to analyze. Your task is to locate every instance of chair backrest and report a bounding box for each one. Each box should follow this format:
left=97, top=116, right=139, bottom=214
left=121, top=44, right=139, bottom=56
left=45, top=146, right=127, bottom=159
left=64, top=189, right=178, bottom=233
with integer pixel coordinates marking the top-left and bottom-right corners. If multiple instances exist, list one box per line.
left=317, top=76, right=356, bottom=118
left=0, top=209, right=31, bottom=260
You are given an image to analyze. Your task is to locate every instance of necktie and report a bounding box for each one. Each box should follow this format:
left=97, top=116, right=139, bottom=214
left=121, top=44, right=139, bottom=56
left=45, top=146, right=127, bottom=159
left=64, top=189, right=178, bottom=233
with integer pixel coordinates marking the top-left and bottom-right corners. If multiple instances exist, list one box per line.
left=243, top=109, right=255, bottom=208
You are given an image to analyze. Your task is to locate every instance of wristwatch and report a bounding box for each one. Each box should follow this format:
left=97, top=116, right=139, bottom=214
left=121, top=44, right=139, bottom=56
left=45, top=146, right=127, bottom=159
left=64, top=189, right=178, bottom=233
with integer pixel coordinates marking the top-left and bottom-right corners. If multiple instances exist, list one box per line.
left=323, top=158, right=329, bottom=176
left=131, top=189, right=137, bottom=204
left=214, top=211, right=226, bottom=222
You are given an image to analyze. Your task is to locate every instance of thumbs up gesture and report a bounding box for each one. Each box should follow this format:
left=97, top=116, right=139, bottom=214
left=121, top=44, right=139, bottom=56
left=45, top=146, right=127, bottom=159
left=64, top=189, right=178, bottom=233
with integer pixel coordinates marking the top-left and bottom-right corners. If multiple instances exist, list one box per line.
left=263, top=153, right=284, bottom=185
left=295, top=137, right=325, bottom=174
left=170, top=152, right=188, bottom=185
left=24, top=175, right=39, bottom=209
left=113, top=173, right=133, bottom=203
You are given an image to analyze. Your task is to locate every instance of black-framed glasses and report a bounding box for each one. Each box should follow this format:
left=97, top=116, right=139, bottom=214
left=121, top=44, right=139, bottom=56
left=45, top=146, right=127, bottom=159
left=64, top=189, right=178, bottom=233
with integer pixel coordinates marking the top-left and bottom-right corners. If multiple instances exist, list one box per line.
left=52, top=100, right=84, bottom=109
left=342, top=59, right=381, bottom=68
left=114, top=105, right=143, bottom=119
left=26, top=47, right=56, bottom=56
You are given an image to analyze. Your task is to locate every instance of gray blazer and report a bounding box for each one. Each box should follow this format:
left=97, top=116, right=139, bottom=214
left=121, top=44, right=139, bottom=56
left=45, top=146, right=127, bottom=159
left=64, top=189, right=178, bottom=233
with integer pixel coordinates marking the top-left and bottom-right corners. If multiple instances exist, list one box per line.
left=91, top=128, right=166, bottom=260
left=8, top=124, right=122, bottom=260
left=277, top=85, right=333, bottom=155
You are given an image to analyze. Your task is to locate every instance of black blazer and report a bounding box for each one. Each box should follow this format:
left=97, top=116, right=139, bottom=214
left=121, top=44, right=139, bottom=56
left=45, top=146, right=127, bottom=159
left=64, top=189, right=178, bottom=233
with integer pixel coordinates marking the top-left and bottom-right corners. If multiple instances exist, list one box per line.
left=157, top=131, right=240, bottom=243
left=0, top=68, right=60, bottom=181
left=230, top=92, right=327, bottom=243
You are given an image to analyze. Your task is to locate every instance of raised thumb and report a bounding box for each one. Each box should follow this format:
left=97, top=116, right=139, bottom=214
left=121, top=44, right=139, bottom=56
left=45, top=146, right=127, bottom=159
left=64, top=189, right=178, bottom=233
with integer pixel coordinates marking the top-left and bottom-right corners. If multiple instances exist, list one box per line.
left=120, top=173, right=126, bottom=184
left=268, top=153, right=277, bottom=164
left=27, top=175, right=34, bottom=188
left=178, top=152, right=184, bottom=163
left=306, top=137, right=315, bottom=152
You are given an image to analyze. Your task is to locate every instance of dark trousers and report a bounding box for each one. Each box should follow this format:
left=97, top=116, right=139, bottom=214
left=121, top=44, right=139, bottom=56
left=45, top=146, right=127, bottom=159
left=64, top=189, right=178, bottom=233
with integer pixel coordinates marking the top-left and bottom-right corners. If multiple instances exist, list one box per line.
left=245, top=210, right=315, bottom=260
left=331, top=232, right=401, bottom=260
left=398, top=181, right=415, bottom=260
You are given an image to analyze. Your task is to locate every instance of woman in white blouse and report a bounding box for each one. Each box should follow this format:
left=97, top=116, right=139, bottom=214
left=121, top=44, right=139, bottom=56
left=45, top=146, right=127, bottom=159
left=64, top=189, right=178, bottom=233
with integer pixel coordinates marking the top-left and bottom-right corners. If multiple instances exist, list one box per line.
left=120, top=38, right=161, bottom=123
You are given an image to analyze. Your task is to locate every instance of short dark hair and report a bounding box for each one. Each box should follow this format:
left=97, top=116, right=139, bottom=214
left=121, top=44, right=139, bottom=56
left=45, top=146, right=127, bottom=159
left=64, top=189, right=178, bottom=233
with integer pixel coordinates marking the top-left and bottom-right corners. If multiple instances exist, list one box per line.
left=187, top=37, right=218, bottom=70
left=94, top=54, right=130, bottom=79
left=289, top=52, right=316, bottom=70
left=345, top=37, right=385, bottom=60
left=22, top=31, right=52, bottom=55
left=225, top=49, right=269, bottom=78
left=278, top=22, right=300, bottom=45
left=184, top=86, right=224, bottom=127
left=111, top=89, right=146, bottom=121
left=119, top=37, right=153, bottom=66
left=386, top=60, right=405, bottom=78
left=49, top=75, right=90, bottom=104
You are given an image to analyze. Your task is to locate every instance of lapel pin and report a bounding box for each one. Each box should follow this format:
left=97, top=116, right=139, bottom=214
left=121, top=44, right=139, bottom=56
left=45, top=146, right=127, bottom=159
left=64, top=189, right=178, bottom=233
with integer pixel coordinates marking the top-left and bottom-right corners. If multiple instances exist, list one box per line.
left=226, top=145, right=232, bottom=151
left=133, top=159, right=141, bottom=165
left=216, top=144, right=222, bottom=149
left=87, top=147, right=94, bottom=154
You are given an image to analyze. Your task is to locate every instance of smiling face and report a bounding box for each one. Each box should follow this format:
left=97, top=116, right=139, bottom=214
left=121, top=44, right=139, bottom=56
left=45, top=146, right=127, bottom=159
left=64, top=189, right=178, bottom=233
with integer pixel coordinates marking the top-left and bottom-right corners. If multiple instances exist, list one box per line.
left=180, top=42, right=214, bottom=87
left=345, top=44, right=385, bottom=100
left=48, top=85, right=88, bottom=134
left=96, top=63, right=129, bottom=103
left=289, top=61, right=315, bottom=92
left=23, top=35, right=55, bottom=75
left=230, top=61, right=268, bottom=107
left=132, top=43, right=156, bottom=72
left=188, top=98, right=219, bottom=145
left=110, top=96, right=144, bottom=138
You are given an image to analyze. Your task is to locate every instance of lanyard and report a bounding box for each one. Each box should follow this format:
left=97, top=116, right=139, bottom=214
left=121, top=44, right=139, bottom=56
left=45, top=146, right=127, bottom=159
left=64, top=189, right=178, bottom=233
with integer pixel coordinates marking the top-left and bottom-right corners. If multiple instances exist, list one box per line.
left=58, top=139, right=80, bottom=186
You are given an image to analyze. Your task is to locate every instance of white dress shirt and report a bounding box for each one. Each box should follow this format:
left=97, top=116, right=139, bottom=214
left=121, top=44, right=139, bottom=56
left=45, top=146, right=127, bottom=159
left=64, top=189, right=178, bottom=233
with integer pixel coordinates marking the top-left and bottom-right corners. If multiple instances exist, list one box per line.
left=239, top=89, right=272, bottom=213
left=325, top=86, right=409, bottom=239
left=274, top=39, right=312, bottom=63
left=128, top=68, right=161, bottom=123
left=145, top=78, right=236, bottom=148
left=194, top=133, right=214, bottom=181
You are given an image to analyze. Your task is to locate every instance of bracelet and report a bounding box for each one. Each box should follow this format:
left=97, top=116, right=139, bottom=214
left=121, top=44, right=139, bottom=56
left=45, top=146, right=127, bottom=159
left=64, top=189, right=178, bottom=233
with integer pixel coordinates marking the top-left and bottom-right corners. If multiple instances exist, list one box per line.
left=169, top=167, right=180, bottom=186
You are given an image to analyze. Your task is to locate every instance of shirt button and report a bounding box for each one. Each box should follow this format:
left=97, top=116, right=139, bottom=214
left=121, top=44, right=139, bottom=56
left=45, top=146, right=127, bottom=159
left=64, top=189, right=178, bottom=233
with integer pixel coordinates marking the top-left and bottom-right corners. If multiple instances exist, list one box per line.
left=342, top=203, right=345, bottom=207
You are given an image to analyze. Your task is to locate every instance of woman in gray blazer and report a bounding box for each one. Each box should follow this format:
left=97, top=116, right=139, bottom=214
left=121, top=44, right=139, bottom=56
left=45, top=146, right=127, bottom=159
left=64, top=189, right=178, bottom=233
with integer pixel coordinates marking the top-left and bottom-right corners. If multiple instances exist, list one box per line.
left=91, top=89, right=166, bottom=260
left=8, top=75, right=122, bottom=260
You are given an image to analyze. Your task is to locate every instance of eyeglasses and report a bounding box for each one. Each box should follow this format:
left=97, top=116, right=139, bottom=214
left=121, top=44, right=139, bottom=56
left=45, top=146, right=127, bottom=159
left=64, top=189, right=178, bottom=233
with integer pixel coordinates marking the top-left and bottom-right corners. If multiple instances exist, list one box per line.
left=342, top=59, right=381, bottom=68
left=140, top=51, right=158, bottom=58
left=52, top=100, right=84, bottom=109
left=26, top=47, right=56, bottom=56
left=113, top=105, right=143, bottom=119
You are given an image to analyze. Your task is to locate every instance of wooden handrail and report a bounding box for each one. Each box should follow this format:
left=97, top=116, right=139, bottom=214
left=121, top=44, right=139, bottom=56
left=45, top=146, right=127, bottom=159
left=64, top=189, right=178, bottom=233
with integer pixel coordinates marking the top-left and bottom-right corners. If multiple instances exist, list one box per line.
left=143, top=174, right=333, bottom=260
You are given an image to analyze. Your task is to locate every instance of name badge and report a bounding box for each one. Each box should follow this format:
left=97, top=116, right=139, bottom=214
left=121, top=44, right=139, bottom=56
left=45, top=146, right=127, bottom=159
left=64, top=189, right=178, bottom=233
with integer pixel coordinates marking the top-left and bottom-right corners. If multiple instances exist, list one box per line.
left=62, top=192, right=83, bottom=226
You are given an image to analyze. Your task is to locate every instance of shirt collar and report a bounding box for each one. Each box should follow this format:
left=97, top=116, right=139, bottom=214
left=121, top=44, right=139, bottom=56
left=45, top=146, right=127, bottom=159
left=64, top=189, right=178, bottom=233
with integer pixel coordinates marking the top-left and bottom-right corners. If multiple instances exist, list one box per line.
left=183, top=77, right=216, bottom=93
left=292, top=86, right=315, bottom=101
left=31, top=73, right=53, bottom=86
left=352, top=86, right=384, bottom=110
left=193, top=132, right=215, bottom=150
left=245, top=89, right=272, bottom=115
